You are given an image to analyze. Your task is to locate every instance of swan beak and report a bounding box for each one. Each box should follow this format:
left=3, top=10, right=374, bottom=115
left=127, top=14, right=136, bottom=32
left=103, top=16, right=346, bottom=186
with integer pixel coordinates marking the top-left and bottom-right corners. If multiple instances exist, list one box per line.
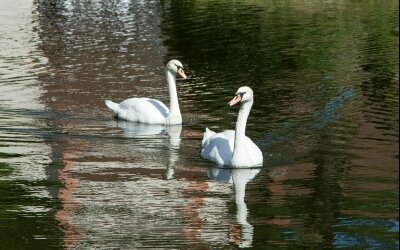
left=228, top=95, right=242, bottom=106
left=177, top=68, right=187, bottom=79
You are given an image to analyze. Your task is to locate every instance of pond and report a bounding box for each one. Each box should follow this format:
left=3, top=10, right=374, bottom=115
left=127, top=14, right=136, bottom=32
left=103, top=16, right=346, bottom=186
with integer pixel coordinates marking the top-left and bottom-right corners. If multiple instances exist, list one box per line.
left=0, top=0, right=398, bottom=248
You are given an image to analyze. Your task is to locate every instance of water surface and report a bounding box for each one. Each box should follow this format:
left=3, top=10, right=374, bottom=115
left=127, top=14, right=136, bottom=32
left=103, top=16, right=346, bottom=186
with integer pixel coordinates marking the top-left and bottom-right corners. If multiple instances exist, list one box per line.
left=0, top=0, right=398, bottom=248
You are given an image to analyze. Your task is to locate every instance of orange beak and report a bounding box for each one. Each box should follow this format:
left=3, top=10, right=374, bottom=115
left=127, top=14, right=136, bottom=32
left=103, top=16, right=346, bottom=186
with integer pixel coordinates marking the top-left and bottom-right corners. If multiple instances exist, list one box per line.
left=228, top=95, right=242, bottom=106
left=177, top=68, right=187, bottom=79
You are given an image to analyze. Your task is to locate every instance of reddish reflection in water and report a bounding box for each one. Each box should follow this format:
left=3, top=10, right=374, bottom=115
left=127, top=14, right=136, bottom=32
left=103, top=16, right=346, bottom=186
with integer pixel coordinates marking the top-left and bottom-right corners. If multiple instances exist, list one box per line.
left=55, top=141, right=83, bottom=249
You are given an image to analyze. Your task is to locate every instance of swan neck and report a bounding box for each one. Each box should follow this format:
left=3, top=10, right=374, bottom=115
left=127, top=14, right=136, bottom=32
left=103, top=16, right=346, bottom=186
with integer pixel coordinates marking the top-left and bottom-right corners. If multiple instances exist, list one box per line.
left=233, top=101, right=252, bottom=155
left=166, top=70, right=181, bottom=118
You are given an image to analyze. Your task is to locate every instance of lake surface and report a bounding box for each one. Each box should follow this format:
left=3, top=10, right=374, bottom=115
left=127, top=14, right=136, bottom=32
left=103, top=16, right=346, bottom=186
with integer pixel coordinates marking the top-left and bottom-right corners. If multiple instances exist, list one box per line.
left=0, top=0, right=398, bottom=248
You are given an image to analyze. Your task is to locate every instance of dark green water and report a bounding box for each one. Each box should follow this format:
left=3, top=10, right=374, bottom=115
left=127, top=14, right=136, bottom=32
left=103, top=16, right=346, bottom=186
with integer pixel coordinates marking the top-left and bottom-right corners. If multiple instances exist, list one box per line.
left=0, top=0, right=398, bottom=248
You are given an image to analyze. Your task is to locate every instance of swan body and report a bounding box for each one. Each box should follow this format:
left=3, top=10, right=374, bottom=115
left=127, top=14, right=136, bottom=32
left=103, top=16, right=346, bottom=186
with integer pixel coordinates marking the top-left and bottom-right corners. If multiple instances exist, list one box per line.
left=105, top=59, right=186, bottom=125
left=106, top=98, right=170, bottom=124
left=201, top=86, right=263, bottom=168
left=201, top=129, right=261, bottom=167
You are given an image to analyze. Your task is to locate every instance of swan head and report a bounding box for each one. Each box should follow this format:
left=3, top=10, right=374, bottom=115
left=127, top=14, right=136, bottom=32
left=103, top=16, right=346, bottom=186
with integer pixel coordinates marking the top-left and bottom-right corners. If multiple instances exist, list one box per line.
left=166, top=59, right=187, bottom=79
left=228, top=86, right=254, bottom=106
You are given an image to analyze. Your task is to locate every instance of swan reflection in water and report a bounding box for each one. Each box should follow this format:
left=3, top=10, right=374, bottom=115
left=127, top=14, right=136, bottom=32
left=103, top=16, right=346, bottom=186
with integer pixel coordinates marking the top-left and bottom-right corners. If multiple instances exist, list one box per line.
left=116, top=120, right=181, bottom=138
left=208, top=167, right=261, bottom=248
left=106, top=120, right=260, bottom=247
left=115, top=120, right=182, bottom=179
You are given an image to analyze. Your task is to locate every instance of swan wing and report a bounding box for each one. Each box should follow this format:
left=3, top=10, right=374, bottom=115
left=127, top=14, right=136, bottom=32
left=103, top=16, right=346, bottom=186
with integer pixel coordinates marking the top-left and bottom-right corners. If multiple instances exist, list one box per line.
left=110, top=98, right=169, bottom=124
left=200, top=130, right=235, bottom=166
left=201, top=127, right=216, bottom=147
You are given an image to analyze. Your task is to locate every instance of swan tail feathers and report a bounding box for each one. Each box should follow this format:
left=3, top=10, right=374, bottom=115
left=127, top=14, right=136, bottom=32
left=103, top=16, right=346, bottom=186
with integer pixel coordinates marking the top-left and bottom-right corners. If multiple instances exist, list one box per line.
left=105, top=100, right=120, bottom=115
left=202, top=127, right=216, bottom=147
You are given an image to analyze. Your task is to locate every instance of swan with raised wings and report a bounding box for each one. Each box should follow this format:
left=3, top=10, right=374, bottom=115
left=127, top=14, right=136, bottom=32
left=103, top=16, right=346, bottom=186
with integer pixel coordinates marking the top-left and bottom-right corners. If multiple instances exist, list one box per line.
left=105, top=59, right=187, bottom=125
left=200, top=86, right=263, bottom=168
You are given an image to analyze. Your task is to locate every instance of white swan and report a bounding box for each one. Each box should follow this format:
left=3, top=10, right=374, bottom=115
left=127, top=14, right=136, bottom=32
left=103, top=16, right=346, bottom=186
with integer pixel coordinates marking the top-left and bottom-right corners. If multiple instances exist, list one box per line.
left=200, top=86, right=263, bottom=167
left=105, top=59, right=187, bottom=125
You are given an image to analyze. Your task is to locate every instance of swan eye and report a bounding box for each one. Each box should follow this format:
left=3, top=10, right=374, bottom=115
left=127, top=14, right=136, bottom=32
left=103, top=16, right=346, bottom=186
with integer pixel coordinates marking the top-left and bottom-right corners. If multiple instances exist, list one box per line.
left=238, top=92, right=246, bottom=98
left=175, top=65, right=183, bottom=70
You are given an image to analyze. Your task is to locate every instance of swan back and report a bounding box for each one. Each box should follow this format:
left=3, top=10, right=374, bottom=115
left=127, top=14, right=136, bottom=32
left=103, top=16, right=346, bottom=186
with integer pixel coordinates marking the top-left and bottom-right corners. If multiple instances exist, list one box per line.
left=200, top=130, right=235, bottom=166
left=202, top=127, right=216, bottom=147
